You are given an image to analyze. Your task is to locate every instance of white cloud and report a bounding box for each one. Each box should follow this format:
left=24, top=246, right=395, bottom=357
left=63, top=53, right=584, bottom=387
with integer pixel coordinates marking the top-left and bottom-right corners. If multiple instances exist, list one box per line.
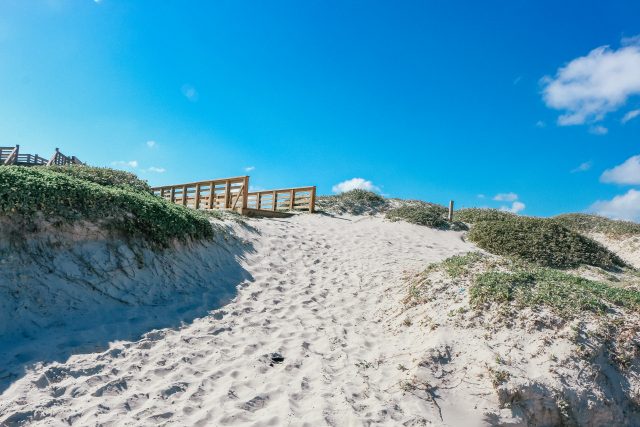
left=589, top=125, right=608, bottom=135
left=589, top=189, right=640, bottom=221
left=601, top=155, right=640, bottom=185
left=571, top=161, right=592, bottom=173
left=500, top=201, right=526, bottom=214
left=146, top=167, right=166, bottom=173
left=146, top=140, right=156, bottom=148
left=535, top=120, right=546, bottom=128
left=622, top=109, right=640, bottom=124
left=332, top=178, right=380, bottom=194
left=181, top=84, right=198, bottom=102
left=111, top=160, right=138, bottom=168
left=477, top=194, right=486, bottom=199
left=244, top=166, right=255, bottom=172
left=541, top=37, right=640, bottom=125
left=493, top=192, right=519, bottom=202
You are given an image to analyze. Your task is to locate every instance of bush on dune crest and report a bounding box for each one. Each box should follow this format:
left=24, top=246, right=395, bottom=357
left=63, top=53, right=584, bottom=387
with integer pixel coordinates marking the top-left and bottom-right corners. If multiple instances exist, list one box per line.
left=468, top=216, right=626, bottom=269
left=552, top=213, right=640, bottom=238
left=49, top=165, right=152, bottom=193
left=0, top=166, right=213, bottom=246
left=316, top=189, right=388, bottom=215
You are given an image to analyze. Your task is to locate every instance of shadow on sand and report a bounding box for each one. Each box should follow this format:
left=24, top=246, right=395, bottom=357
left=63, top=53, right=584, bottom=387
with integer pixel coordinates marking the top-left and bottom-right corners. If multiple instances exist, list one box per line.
left=0, top=224, right=255, bottom=395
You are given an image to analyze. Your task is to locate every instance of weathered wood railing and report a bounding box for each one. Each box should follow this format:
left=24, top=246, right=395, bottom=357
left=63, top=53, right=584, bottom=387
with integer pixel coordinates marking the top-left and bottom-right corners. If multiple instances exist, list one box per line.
left=247, top=186, right=316, bottom=212
left=151, top=177, right=316, bottom=215
left=152, top=176, right=250, bottom=211
left=0, top=145, right=82, bottom=166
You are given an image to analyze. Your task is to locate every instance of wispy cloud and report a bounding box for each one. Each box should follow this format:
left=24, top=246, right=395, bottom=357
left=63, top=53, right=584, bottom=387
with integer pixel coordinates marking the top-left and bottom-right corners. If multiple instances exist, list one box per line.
left=145, top=166, right=166, bottom=173
left=600, top=155, right=640, bottom=185
left=589, top=189, right=640, bottom=221
left=244, top=166, right=255, bottom=172
left=621, top=109, right=640, bottom=124
left=111, top=160, right=138, bottom=168
left=181, top=84, right=198, bottom=102
left=332, top=178, right=380, bottom=194
left=541, top=36, right=640, bottom=126
left=589, top=125, right=608, bottom=135
left=571, top=161, right=592, bottom=173
left=535, top=120, right=546, bottom=128
left=493, top=192, right=519, bottom=202
left=146, top=140, right=157, bottom=148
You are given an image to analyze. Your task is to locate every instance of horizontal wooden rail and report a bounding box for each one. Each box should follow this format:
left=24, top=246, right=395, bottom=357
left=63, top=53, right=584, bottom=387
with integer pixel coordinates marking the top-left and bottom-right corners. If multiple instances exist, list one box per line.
left=247, top=186, right=316, bottom=213
left=151, top=176, right=249, bottom=212
left=151, top=178, right=316, bottom=214
left=0, top=145, right=82, bottom=167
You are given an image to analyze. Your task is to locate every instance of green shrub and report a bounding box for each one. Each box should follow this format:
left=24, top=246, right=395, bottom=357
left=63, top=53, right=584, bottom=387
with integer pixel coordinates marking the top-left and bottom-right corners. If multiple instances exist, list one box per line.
left=386, top=204, right=450, bottom=229
left=0, top=166, right=212, bottom=246
left=316, top=189, right=388, bottom=215
left=467, top=216, right=626, bottom=269
left=454, top=208, right=516, bottom=224
left=552, top=213, right=640, bottom=238
left=49, top=165, right=152, bottom=193
left=471, top=268, right=640, bottom=317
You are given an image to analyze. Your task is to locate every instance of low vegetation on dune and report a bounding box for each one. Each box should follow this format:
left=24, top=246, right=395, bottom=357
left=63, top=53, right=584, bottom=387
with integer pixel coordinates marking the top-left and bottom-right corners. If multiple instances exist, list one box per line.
left=453, top=208, right=516, bottom=224
left=0, top=166, right=213, bottom=246
left=386, top=204, right=467, bottom=230
left=467, top=216, right=626, bottom=269
left=552, top=213, right=640, bottom=238
left=48, top=165, right=152, bottom=193
left=316, top=189, right=389, bottom=215
left=417, top=252, right=640, bottom=318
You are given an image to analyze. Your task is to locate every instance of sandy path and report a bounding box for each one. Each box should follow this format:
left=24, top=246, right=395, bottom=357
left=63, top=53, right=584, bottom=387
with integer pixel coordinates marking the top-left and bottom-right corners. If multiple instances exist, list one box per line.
left=0, top=214, right=478, bottom=426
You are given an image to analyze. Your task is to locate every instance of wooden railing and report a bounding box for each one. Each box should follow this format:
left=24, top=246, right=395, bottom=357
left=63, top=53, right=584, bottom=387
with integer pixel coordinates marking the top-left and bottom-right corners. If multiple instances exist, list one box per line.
left=0, top=145, right=82, bottom=166
left=47, top=148, right=83, bottom=166
left=247, top=186, right=316, bottom=212
left=0, top=146, right=18, bottom=165
left=152, top=176, right=249, bottom=211
left=151, top=177, right=316, bottom=214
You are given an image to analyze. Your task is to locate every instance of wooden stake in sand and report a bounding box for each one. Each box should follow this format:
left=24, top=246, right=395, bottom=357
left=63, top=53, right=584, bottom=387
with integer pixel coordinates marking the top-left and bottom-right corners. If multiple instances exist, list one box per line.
left=448, top=200, right=454, bottom=221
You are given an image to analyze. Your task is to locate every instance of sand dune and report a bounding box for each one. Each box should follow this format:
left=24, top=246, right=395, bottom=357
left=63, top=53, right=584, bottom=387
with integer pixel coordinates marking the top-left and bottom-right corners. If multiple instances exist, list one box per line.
left=0, top=214, right=480, bottom=426
left=1, top=213, right=637, bottom=426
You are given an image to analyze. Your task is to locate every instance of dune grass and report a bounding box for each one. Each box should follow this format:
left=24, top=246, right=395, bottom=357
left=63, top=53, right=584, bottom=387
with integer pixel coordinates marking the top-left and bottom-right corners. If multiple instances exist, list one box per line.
left=552, top=213, right=640, bottom=238
left=454, top=208, right=516, bottom=224
left=48, top=165, right=152, bottom=193
left=316, top=189, right=388, bottom=215
left=470, top=268, right=640, bottom=317
left=467, top=216, right=626, bottom=270
left=0, top=166, right=213, bottom=246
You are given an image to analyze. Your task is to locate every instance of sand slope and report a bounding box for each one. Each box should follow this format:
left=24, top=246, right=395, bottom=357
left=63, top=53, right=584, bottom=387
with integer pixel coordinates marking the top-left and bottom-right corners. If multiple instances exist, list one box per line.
left=0, top=214, right=483, bottom=426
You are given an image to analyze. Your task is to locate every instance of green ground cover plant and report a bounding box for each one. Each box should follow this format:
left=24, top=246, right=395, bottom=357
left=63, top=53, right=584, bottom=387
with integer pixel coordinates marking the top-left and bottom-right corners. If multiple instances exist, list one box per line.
left=470, top=268, right=640, bottom=317
left=49, top=165, right=152, bottom=193
left=0, top=166, right=212, bottom=246
left=316, top=189, right=388, bottom=215
left=552, top=213, right=640, bottom=238
left=467, top=216, right=625, bottom=269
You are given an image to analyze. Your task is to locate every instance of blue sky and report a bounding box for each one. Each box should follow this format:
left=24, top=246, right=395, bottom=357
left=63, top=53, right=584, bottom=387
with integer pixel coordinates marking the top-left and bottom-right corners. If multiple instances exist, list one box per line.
left=1, top=1, right=640, bottom=219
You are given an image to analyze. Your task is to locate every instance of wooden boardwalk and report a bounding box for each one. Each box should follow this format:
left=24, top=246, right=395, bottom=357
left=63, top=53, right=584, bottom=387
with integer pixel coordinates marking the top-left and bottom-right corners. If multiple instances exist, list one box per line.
left=151, top=176, right=316, bottom=217
left=0, top=145, right=83, bottom=166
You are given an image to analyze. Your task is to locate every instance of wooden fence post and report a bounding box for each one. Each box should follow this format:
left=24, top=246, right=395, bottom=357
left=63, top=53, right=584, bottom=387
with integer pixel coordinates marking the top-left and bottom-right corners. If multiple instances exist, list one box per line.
left=242, top=176, right=249, bottom=210
left=225, top=180, right=232, bottom=209
left=170, top=187, right=176, bottom=204
left=195, top=183, right=201, bottom=209
left=272, top=191, right=277, bottom=211
left=448, top=200, right=454, bottom=221
left=289, top=189, right=295, bottom=210
left=208, top=181, right=215, bottom=209
left=309, top=187, right=316, bottom=213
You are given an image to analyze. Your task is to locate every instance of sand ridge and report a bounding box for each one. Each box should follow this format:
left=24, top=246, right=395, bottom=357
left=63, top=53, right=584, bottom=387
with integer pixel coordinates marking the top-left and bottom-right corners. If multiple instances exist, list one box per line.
left=0, top=214, right=486, bottom=426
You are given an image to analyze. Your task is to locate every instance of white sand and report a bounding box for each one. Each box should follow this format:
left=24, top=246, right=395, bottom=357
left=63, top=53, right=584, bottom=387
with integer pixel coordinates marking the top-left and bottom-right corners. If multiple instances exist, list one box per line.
left=0, top=214, right=481, bottom=426
left=2, top=214, right=637, bottom=426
